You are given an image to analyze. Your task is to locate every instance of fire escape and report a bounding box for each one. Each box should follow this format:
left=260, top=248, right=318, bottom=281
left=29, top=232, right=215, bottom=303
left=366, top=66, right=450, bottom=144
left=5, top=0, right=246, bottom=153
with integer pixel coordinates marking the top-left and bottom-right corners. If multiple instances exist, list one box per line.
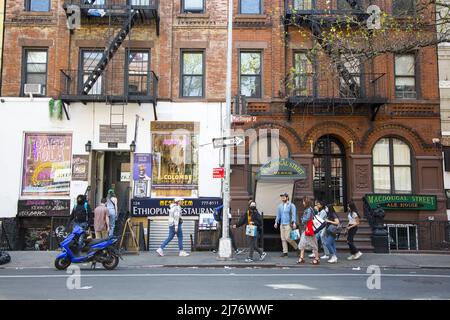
left=60, top=0, right=159, bottom=125
left=284, top=0, right=388, bottom=120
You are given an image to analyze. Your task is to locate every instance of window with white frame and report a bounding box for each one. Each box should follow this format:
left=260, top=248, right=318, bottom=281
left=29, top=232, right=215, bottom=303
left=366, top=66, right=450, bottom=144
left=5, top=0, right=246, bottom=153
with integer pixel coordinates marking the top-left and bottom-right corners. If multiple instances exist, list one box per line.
left=373, top=138, right=412, bottom=194
left=182, top=0, right=204, bottom=13
left=395, top=54, right=417, bottom=99
left=239, top=0, right=262, bottom=14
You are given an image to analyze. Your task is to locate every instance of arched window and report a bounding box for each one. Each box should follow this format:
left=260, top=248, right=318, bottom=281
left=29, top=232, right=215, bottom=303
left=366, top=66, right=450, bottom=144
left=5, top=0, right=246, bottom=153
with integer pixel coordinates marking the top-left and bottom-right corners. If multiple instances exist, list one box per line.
left=372, top=138, right=412, bottom=194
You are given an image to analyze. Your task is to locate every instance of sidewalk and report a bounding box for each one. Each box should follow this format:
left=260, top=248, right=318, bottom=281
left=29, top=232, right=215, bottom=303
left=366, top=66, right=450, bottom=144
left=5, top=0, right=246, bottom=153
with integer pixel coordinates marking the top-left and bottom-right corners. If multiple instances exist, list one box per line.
left=2, top=250, right=450, bottom=270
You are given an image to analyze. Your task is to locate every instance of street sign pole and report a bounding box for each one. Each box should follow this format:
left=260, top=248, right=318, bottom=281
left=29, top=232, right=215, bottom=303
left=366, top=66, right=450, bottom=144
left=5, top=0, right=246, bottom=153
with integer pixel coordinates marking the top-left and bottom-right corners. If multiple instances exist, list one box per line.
left=218, top=0, right=233, bottom=260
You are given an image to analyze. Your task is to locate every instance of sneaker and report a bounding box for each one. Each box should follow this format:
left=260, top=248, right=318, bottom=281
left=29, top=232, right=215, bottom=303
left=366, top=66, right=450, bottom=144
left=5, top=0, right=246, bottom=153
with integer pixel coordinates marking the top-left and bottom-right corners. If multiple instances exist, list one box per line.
left=235, top=249, right=244, bottom=255
left=179, top=250, right=190, bottom=257
left=280, top=253, right=288, bottom=257
left=308, top=253, right=315, bottom=258
left=353, top=252, right=363, bottom=260
left=245, top=258, right=254, bottom=263
left=347, top=254, right=355, bottom=260
left=320, top=255, right=329, bottom=260
left=156, top=248, right=164, bottom=257
left=328, top=255, right=338, bottom=264
left=212, top=249, right=217, bottom=253
left=259, top=252, right=267, bottom=261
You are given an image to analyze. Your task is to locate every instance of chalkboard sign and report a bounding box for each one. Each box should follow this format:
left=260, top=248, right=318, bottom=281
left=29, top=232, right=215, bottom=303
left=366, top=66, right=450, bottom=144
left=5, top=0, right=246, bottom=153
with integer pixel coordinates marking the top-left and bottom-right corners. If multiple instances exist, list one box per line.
left=17, top=199, right=71, bottom=217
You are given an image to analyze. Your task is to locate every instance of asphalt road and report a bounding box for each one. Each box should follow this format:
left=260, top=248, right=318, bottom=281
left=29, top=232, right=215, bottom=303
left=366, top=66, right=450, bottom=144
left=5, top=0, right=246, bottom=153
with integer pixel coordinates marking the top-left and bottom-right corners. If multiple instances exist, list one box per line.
left=1, top=266, right=450, bottom=300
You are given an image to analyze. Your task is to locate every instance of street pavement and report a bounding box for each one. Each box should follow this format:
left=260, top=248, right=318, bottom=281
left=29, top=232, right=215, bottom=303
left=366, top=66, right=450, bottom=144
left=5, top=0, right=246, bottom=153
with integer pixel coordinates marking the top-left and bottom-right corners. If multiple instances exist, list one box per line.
left=1, top=251, right=450, bottom=300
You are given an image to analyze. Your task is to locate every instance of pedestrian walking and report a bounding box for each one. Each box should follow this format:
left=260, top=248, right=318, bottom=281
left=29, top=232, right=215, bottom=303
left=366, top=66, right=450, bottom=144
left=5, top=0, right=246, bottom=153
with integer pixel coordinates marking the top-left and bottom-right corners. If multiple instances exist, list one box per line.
left=324, top=204, right=340, bottom=264
left=309, top=200, right=330, bottom=259
left=156, top=197, right=190, bottom=257
left=94, top=198, right=110, bottom=239
left=233, top=201, right=267, bottom=263
left=274, top=193, right=298, bottom=257
left=297, top=196, right=320, bottom=265
left=106, top=189, right=118, bottom=237
left=346, top=201, right=363, bottom=260
left=212, top=204, right=243, bottom=255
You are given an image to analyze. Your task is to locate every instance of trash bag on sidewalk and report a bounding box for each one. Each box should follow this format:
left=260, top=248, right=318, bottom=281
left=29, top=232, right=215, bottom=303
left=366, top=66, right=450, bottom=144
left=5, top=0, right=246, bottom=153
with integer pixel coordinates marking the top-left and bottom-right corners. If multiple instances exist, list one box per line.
left=0, top=251, right=11, bottom=265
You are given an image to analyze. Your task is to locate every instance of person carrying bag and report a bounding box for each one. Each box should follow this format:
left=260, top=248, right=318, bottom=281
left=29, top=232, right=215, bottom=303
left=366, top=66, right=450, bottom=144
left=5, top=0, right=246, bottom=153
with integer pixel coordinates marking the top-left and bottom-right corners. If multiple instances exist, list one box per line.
left=297, top=197, right=320, bottom=265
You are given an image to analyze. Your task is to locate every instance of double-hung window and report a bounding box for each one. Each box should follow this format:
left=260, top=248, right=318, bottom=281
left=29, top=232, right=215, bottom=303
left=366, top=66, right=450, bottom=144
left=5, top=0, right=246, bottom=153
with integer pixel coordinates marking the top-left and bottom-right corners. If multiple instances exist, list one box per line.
left=25, top=0, right=51, bottom=12
left=239, top=0, right=262, bottom=14
left=127, top=51, right=150, bottom=96
left=22, top=49, right=48, bottom=96
left=181, top=51, right=204, bottom=97
left=182, top=0, right=204, bottom=13
left=240, top=51, right=262, bottom=98
left=395, top=54, right=417, bottom=99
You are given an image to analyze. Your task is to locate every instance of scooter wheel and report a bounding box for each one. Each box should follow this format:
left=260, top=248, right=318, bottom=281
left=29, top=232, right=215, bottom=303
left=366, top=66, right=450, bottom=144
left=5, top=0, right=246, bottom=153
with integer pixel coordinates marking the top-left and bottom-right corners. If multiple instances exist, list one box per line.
left=102, top=255, right=119, bottom=270
left=54, top=257, right=71, bottom=270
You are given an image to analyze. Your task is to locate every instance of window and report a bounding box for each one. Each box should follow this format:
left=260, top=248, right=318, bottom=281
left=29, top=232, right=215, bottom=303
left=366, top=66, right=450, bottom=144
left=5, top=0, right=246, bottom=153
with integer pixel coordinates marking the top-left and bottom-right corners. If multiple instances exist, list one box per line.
left=293, top=0, right=313, bottom=10
left=395, top=54, right=416, bottom=98
left=22, top=49, right=47, bottom=96
left=393, top=0, right=415, bottom=16
left=25, top=0, right=51, bottom=12
left=239, top=0, right=261, bottom=14
left=373, top=138, right=412, bottom=194
left=293, top=52, right=313, bottom=96
left=181, top=51, right=204, bottom=97
left=127, top=51, right=150, bottom=95
left=182, top=0, right=204, bottom=13
left=388, top=224, right=418, bottom=251
left=339, top=54, right=361, bottom=97
left=80, top=50, right=103, bottom=95
left=240, top=51, right=262, bottom=98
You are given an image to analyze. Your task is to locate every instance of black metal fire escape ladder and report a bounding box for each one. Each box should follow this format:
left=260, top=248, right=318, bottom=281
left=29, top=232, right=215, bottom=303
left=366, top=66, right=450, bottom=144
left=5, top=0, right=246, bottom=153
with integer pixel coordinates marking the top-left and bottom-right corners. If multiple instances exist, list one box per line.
left=81, top=9, right=139, bottom=95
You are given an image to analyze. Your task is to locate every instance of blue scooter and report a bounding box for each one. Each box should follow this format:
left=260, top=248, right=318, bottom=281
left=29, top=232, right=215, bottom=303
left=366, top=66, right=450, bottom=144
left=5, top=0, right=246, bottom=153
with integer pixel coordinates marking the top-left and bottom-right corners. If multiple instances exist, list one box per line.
left=54, top=224, right=122, bottom=270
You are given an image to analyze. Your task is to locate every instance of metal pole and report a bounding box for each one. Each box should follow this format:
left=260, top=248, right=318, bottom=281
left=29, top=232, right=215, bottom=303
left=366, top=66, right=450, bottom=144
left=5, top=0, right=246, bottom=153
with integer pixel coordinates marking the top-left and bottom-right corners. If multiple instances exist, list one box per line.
left=218, top=0, right=233, bottom=259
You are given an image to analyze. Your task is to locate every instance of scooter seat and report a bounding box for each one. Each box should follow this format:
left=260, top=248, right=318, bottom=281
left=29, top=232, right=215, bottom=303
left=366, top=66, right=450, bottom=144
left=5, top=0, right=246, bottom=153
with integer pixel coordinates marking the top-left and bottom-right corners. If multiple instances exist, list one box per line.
left=86, top=238, right=107, bottom=246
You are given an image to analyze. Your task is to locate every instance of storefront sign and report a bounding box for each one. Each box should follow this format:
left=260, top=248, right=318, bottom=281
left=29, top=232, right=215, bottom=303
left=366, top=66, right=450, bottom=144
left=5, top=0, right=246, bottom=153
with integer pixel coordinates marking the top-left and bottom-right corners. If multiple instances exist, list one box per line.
left=365, top=194, right=437, bottom=211
left=131, top=197, right=223, bottom=217
left=17, top=199, right=71, bottom=217
left=99, top=125, right=127, bottom=143
left=256, top=158, right=306, bottom=180
left=213, top=167, right=225, bottom=179
left=22, top=133, right=72, bottom=196
left=72, top=155, right=89, bottom=181
left=133, top=153, right=152, bottom=181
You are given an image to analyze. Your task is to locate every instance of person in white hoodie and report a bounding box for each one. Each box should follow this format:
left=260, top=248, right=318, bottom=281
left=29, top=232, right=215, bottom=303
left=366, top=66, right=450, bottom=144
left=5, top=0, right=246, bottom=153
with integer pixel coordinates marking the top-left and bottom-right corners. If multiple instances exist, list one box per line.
left=156, top=197, right=190, bottom=257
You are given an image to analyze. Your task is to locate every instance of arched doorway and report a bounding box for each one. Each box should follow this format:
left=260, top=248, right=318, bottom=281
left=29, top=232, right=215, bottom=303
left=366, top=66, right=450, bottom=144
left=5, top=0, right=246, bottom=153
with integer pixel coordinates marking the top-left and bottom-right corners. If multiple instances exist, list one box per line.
left=313, top=135, right=347, bottom=206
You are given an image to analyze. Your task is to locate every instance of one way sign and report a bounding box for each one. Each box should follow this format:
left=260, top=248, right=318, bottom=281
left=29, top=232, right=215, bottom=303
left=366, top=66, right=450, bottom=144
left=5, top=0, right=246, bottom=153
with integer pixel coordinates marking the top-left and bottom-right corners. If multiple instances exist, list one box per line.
left=212, top=136, right=245, bottom=148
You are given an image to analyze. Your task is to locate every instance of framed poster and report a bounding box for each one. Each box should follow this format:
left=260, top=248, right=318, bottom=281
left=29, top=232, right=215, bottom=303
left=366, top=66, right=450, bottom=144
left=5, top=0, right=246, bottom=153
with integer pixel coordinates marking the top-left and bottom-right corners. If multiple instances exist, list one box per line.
left=22, top=133, right=73, bottom=196
left=134, top=181, right=148, bottom=198
left=72, top=155, right=89, bottom=181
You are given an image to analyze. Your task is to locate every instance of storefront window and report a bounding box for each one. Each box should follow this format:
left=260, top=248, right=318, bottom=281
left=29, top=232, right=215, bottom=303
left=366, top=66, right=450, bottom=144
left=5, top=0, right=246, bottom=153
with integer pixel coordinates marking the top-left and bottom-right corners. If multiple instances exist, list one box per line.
left=373, top=137, right=412, bottom=194
left=21, top=133, right=72, bottom=196
left=151, top=122, right=199, bottom=198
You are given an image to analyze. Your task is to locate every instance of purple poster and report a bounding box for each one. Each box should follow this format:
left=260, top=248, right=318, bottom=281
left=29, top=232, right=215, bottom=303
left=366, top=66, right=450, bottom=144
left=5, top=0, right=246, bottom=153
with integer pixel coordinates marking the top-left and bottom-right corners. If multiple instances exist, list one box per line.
left=133, top=153, right=152, bottom=181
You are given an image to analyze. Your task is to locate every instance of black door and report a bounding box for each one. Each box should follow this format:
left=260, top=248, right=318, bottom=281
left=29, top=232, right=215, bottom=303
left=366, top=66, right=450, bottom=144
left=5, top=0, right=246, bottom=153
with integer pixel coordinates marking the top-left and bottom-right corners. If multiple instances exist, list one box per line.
left=313, top=135, right=347, bottom=206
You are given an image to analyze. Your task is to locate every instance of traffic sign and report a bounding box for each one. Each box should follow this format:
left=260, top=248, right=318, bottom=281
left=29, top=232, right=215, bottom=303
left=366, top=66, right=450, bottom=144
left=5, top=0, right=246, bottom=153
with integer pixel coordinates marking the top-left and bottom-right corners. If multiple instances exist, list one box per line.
left=213, top=167, right=225, bottom=179
left=212, top=136, right=245, bottom=148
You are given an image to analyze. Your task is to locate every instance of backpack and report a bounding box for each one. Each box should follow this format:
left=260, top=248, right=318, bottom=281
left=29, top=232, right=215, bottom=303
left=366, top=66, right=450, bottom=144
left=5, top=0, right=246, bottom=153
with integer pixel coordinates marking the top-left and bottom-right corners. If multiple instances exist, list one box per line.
left=73, top=202, right=89, bottom=223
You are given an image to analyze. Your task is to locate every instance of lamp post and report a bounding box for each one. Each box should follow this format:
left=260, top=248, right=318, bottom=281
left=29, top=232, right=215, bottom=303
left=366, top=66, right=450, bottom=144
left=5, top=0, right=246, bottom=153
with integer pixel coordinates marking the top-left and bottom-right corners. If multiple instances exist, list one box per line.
left=218, top=0, right=234, bottom=260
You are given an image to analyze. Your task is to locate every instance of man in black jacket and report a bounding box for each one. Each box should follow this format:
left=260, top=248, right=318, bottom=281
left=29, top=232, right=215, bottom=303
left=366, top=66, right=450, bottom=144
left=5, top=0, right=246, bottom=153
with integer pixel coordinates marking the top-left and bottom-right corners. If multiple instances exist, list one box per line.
left=233, top=201, right=267, bottom=262
left=68, top=194, right=92, bottom=250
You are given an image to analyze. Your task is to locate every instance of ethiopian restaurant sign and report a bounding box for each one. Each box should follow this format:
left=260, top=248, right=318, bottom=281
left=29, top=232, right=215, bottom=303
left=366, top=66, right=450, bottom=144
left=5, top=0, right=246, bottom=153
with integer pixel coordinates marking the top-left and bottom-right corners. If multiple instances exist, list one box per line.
left=21, top=133, right=73, bottom=196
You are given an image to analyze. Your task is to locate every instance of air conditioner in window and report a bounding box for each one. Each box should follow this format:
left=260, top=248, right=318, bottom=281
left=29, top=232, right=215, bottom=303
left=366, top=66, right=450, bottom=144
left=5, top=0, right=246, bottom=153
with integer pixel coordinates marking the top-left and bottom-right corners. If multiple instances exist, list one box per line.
left=24, top=83, right=44, bottom=96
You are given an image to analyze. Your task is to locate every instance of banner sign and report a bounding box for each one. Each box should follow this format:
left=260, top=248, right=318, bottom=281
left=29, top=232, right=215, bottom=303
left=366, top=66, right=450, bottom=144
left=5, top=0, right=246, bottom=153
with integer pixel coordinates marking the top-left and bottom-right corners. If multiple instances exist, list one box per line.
left=131, top=197, right=223, bottom=217
left=365, top=194, right=437, bottom=211
left=257, top=158, right=306, bottom=180
left=133, top=153, right=152, bottom=181
left=17, top=199, right=71, bottom=217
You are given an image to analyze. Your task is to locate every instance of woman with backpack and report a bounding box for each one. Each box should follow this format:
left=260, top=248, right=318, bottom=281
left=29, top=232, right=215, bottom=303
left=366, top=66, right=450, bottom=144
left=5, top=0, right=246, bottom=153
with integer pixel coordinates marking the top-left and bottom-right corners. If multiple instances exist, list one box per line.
left=324, top=204, right=340, bottom=264
left=233, top=201, right=267, bottom=263
left=346, top=201, right=363, bottom=260
left=106, top=189, right=118, bottom=237
left=297, top=196, right=320, bottom=265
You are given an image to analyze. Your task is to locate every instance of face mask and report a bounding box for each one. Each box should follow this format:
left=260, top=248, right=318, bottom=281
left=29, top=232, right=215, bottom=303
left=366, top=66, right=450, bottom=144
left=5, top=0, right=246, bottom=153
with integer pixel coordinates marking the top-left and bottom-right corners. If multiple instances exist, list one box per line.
left=325, top=207, right=329, bottom=213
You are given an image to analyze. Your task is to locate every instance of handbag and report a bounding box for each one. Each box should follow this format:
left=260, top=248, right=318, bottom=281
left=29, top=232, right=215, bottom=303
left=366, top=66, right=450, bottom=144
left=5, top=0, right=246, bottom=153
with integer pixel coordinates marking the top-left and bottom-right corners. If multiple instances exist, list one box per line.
left=327, top=223, right=343, bottom=237
left=290, top=229, right=300, bottom=241
left=312, top=214, right=326, bottom=234
left=305, top=218, right=314, bottom=236
left=245, top=224, right=258, bottom=237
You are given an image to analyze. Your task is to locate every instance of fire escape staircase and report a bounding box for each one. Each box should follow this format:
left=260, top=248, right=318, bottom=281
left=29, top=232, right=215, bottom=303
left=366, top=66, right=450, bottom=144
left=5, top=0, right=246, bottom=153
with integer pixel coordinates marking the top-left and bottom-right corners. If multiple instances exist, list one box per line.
left=81, top=10, right=139, bottom=96
left=285, top=0, right=386, bottom=120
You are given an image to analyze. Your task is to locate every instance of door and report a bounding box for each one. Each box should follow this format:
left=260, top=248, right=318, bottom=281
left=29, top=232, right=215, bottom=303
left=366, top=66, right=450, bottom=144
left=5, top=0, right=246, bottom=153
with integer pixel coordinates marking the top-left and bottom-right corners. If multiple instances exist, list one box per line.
left=313, top=135, right=347, bottom=206
left=103, top=151, right=131, bottom=214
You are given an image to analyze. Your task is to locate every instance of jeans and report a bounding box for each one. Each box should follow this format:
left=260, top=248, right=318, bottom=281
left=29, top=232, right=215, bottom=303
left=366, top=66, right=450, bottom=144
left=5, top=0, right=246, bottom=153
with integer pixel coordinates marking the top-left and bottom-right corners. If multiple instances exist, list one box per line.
left=108, top=212, right=116, bottom=237
left=73, top=222, right=88, bottom=248
left=347, top=226, right=359, bottom=255
left=160, top=223, right=183, bottom=250
left=325, top=233, right=337, bottom=256
left=320, top=229, right=330, bottom=255
left=247, top=235, right=263, bottom=259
